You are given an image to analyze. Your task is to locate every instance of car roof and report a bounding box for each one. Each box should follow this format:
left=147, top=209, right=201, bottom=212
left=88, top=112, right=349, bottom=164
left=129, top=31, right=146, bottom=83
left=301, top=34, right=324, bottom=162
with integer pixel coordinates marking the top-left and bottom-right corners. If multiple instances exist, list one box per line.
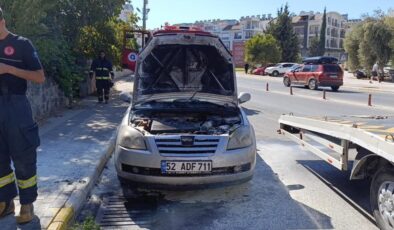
left=303, top=56, right=338, bottom=64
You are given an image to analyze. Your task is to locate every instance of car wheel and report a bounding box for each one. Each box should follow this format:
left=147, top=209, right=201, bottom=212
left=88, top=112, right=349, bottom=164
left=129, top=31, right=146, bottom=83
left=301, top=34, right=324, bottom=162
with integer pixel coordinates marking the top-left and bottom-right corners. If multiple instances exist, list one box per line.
left=272, top=71, right=279, bottom=77
left=283, top=77, right=291, bottom=87
left=308, top=79, right=318, bottom=90
left=371, top=167, right=394, bottom=230
left=331, top=86, right=340, bottom=92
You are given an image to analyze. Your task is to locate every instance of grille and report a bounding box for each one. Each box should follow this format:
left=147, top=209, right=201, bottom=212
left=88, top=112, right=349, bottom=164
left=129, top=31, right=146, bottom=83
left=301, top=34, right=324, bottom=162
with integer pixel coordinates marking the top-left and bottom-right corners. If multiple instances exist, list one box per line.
left=155, top=136, right=220, bottom=155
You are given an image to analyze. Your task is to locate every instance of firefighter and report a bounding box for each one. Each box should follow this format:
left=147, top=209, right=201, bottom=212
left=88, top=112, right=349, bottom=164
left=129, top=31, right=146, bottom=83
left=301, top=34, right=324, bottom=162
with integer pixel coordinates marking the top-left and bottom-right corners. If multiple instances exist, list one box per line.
left=90, top=51, right=114, bottom=104
left=0, top=8, right=45, bottom=223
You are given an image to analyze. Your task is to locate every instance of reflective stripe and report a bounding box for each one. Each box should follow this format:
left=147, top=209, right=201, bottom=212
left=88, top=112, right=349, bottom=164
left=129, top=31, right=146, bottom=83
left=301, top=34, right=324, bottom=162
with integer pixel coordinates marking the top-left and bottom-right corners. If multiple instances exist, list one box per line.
left=95, top=67, right=109, bottom=71
left=17, top=175, right=37, bottom=189
left=0, top=173, right=15, bottom=188
left=96, top=77, right=111, bottom=80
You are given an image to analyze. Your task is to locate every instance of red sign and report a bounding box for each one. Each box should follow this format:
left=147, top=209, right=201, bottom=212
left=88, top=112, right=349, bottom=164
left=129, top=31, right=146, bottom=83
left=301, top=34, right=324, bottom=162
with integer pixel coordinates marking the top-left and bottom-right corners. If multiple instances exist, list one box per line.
left=232, top=41, right=245, bottom=67
left=122, top=49, right=138, bottom=72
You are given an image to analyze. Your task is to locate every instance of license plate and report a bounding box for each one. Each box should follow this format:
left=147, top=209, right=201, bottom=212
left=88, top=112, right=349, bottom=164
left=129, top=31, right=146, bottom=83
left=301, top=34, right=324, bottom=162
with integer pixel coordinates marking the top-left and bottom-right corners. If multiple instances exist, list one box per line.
left=161, top=161, right=212, bottom=174
left=330, top=75, right=338, bottom=78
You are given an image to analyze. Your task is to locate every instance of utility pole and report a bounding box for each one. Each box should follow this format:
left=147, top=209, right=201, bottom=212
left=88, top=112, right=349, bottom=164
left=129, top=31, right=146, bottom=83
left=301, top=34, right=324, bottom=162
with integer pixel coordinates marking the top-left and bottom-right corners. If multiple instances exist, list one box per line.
left=142, top=0, right=148, bottom=31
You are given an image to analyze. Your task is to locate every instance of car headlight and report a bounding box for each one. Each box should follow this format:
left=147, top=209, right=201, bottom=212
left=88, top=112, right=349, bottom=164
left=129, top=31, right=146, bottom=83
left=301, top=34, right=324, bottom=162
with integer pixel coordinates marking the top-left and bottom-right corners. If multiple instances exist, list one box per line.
left=227, top=126, right=253, bottom=150
left=118, top=126, right=147, bottom=150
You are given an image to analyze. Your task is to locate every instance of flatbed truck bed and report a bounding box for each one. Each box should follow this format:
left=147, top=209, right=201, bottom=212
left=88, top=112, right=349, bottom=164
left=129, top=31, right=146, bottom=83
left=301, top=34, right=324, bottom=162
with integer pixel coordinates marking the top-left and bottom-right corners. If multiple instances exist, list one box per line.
left=279, top=114, right=394, bottom=230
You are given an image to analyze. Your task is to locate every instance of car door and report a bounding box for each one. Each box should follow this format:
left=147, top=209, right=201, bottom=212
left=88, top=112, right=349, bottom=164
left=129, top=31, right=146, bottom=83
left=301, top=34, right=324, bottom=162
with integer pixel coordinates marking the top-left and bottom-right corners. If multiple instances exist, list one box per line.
left=291, top=65, right=303, bottom=84
left=299, top=65, right=312, bottom=84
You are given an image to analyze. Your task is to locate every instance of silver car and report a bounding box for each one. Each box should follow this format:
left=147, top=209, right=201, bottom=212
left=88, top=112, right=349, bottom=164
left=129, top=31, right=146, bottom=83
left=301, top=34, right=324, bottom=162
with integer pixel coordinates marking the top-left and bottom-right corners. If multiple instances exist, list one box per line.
left=115, top=28, right=256, bottom=187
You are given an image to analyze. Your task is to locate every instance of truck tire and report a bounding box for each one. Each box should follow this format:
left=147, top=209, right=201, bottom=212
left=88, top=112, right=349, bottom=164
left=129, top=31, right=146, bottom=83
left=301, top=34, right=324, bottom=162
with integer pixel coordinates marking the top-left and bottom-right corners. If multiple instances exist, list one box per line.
left=371, top=167, right=394, bottom=230
left=272, top=71, right=279, bottom=77
left=308, top=79, right=318, bottom=90
left=283, top=77, right=291, bottom=87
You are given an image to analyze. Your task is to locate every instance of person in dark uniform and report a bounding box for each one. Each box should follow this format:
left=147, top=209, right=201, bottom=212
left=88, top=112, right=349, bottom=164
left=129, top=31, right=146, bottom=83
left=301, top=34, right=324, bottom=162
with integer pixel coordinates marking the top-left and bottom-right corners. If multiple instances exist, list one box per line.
left=244, top=63, right=250, bottom=74
left=90, top=51, right=114, bottom=104
left=0, top=8, right=45, bottom=223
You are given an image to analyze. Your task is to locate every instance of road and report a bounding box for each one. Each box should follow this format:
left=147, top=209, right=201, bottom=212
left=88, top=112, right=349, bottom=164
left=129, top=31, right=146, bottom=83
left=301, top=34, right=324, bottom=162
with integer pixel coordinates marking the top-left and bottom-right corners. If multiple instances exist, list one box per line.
left=78, top=74, right=394, bottom=229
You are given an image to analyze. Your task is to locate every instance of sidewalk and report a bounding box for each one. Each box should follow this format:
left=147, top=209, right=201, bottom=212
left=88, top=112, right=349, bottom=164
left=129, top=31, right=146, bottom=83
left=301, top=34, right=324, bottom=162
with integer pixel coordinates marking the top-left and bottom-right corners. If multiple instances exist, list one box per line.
left=0, top=72, right=132, bottom=230
left=343, top=71, right=394, bottom=94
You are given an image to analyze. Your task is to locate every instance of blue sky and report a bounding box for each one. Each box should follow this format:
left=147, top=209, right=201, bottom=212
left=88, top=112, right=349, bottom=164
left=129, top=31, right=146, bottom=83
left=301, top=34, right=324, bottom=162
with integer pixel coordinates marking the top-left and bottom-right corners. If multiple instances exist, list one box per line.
left=132, top=0, right=393, bottom=29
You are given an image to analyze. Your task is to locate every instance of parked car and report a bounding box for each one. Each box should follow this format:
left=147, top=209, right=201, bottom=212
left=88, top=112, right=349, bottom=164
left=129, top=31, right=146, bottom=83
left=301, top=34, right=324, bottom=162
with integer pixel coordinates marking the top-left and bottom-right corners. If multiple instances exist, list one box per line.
left=265, top=63, right=298, bottom=77
left=283, top=56, right=343, bottom=91
left=252, top=64, right=275, bottom=75
left=115, top=27, right=257, bottom=187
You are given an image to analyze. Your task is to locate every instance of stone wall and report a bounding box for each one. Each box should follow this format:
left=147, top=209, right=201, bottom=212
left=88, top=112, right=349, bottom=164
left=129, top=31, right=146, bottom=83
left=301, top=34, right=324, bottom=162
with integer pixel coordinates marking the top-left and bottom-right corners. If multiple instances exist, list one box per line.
left=26, top=76, right=66, bottom=121
left=25, top=70, right=132, bottom=121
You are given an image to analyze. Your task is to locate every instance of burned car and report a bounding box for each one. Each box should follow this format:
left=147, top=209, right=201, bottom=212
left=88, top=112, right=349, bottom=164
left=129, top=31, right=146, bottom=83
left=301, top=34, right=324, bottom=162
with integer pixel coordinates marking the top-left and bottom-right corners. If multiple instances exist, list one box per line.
left=115, top=27, right=256, bottom=187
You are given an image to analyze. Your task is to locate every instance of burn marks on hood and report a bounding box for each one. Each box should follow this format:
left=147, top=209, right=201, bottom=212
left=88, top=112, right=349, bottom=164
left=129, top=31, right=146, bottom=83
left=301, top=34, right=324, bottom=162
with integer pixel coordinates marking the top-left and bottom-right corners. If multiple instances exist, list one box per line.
left=136, top=45, right=235, bottom=97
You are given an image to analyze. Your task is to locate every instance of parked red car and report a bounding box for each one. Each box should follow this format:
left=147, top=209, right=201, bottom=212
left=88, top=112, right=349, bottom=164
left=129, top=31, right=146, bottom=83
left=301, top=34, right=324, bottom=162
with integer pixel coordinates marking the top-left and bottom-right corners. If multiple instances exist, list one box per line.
left=283, top=57, right=343, bottom=91
left=252, top=64, right=275, bottom=75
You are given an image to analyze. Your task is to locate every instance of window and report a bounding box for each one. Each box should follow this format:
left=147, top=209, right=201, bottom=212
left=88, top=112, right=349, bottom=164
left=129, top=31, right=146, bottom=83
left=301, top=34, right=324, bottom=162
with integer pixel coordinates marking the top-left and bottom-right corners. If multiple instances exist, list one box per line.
left=310, top=65, right=319, bottom=72
left=302, top=65, right=312, bottom=72
left=328, top=17, right=331, bottom=24
left=234, top=32, right=242, bottom=39
left=324, top=65, right=341, bottom=72
left=327, top=28, right=330, bottom=36
left=283, top=64, right=294, bottom=68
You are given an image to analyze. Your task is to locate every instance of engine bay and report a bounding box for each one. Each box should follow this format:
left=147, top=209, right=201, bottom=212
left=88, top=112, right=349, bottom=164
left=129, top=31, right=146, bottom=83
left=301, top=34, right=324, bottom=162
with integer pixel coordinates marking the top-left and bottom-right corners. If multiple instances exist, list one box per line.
left=130, top=110, right=242, bottom=135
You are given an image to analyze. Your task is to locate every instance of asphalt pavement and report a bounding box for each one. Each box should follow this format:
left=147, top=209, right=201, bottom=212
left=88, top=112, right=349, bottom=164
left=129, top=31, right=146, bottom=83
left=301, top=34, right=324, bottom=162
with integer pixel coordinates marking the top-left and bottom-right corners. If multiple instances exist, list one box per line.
left=77, top=72, right=394, bottom=229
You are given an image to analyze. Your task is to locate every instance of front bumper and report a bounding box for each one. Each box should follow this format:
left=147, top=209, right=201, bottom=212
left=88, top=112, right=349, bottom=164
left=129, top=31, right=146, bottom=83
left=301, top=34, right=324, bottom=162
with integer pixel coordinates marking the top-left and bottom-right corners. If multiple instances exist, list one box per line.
left=114, top=141, right=256, bottom=186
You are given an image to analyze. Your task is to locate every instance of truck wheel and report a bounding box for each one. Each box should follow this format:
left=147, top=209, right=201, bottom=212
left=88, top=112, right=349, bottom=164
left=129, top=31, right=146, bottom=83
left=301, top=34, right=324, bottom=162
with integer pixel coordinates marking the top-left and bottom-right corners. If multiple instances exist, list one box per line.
left=331, top=86, right=340, bottom=92
left=371, top=167, right=394, bottom=230
left=272, top=71, right=279, bottom=77
left=308, top=79, right=318, bottom=90
left=283, top=77, right=291, bottom=87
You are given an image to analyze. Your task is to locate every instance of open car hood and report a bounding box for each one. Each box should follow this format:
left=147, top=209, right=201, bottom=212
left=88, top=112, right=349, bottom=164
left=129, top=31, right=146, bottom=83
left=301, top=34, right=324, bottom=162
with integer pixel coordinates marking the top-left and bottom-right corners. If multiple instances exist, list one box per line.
left=132, top=33, right=237, bottom=107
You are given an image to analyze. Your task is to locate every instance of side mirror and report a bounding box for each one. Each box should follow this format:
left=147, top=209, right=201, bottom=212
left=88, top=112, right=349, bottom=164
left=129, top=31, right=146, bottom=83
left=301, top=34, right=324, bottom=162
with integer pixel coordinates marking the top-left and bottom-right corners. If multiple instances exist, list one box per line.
left=238, top=92, right=251, bottom=104
left=120, top=92, right=132, bottom=103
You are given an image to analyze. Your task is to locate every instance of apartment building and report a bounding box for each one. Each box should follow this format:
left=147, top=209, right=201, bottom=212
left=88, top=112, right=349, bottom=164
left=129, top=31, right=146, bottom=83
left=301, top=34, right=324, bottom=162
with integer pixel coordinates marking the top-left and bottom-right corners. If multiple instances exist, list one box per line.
left=174, top=11, right=360, bottom=65
left=292, top=11, right=350, bottom=59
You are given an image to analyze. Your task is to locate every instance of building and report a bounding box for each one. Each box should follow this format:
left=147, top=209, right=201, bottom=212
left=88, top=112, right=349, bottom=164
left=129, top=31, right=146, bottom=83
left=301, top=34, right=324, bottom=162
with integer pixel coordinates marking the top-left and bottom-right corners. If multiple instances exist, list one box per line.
left=293, top=11, right=350, bottom=59
left=173, top=11, right=360, bottom=65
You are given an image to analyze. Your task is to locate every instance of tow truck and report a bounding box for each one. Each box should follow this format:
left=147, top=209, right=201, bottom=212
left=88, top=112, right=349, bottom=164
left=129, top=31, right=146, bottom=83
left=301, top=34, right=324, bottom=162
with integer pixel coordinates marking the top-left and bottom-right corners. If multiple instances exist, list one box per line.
left=279, top=114, right=394, bottom=230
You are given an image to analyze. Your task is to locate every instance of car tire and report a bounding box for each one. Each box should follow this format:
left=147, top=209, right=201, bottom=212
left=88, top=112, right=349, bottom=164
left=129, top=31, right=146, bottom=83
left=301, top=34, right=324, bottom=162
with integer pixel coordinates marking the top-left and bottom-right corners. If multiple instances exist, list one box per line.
left=370, top=167, right=394, bottom=230
left=272, top=71, right=279, bottom=77
left=283, top=77, right=291, bottom=87
left=331, top=86, right=340, bottom=92
left=308, top=79, right=318, bottom=90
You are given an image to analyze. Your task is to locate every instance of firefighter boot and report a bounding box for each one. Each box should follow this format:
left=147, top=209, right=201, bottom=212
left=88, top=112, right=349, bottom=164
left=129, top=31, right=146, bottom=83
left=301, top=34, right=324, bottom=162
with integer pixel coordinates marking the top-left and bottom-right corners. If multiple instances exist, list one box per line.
left=16, top=203, right=34, bottom=224
left=0, top=200, right=15, bottom=218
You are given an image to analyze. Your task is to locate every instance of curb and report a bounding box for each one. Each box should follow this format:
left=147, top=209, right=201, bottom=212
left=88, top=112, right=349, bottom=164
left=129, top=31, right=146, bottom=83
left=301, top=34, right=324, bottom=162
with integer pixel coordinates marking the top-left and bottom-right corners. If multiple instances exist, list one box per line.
left=47, top=133, right=117, bottom=230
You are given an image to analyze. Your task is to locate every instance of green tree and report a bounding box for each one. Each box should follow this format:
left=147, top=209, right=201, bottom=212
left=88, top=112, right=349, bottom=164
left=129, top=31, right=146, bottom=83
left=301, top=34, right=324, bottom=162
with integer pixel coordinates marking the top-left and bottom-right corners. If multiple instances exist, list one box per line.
left=266, top=3, right=300, bottom=62
left=308, top=33, right=321, bottom=56
left=364, top=21, right=392, bottom=71
left=359, top=20, right=392, bottom=73
left=245, top=34, right=281, bottom=66
left=318, top=8, right=327, bottom=55
left=344, top=24, right=363, bottom=71
left=0, top=0, right=137, bottom=98
left=384, top=16, right=394, bottom=67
